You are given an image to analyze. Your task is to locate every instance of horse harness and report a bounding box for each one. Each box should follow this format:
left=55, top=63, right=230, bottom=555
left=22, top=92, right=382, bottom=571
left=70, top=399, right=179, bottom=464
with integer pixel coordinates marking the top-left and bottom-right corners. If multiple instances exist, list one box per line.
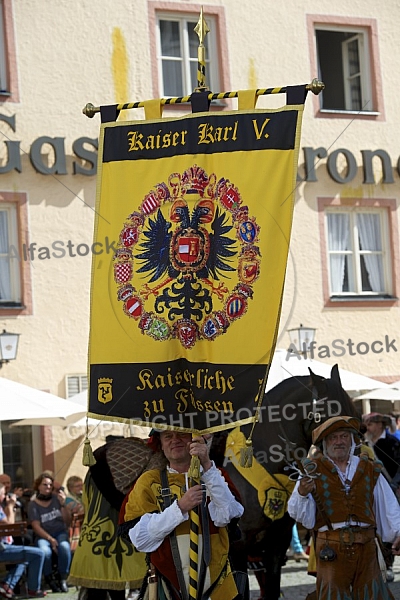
left=307, top=385, right=328, bottom=424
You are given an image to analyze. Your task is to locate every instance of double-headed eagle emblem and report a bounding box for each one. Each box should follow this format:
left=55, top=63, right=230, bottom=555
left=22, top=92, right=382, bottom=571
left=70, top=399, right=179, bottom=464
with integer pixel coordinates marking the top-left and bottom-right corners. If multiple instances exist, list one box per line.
left=113, top=165, right=261, bottom=349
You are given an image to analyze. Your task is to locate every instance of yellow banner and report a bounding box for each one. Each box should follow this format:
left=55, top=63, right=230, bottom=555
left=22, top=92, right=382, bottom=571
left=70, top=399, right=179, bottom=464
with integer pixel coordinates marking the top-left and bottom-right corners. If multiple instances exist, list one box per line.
left=88, top=100, right=305, bottom=432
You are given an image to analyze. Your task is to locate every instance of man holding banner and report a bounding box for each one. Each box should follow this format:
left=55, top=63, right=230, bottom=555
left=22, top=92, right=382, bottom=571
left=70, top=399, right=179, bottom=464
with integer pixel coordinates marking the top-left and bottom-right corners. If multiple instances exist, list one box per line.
left=123, top=430, right=243, bottom=600
left=87, top=81, right=309, bottom=600
left=85, top=8, right=316, bottom=593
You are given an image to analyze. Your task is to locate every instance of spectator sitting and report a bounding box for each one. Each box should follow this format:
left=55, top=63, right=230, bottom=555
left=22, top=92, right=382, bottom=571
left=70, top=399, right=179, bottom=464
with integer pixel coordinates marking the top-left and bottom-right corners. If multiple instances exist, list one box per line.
left=28, top=472, right=71, bottom=594
left=0, top=474, right=26, bottom=522
left=0, top=473, right=33, bottom=549
left=65, top=476, right=84, bottom=516
left=0, top=482, right=46, bottom=598
left=64, top=476, right=84, bottom=554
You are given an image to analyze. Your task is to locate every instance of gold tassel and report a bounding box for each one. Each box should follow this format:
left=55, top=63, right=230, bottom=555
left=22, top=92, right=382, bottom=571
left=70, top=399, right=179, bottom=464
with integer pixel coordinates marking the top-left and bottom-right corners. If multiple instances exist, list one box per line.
left=240, top=438, right=253, bottom=468
left=187, top=455, right=201, bottom=480
left=82, top=436, right=96, bottom=466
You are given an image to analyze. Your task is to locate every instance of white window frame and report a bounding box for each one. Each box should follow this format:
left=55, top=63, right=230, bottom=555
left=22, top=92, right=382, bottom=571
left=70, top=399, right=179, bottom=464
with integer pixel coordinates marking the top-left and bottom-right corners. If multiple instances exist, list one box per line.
left=66, top=374, right=88, bottom=398
left=156, top=12, right=220, bottom=97
left=0, top=203, right=21, bottom=304
left=0, top=1, right=8, bottom=92
left=316, top=25, right=374, bottom=114
left=325, top=207, right=392, bottom=297
left=342, top=33, right=372, bottom=111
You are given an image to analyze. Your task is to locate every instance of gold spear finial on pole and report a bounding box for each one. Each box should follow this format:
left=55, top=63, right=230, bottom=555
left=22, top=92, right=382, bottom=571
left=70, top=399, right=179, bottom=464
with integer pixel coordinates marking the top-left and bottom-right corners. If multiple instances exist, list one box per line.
left=194, top=7, right=210, bottom=90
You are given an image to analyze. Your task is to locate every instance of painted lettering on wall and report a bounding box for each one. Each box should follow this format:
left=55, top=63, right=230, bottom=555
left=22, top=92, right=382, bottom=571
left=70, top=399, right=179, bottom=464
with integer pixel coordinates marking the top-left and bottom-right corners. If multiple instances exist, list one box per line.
left=0, top=112, right=399, bottom=183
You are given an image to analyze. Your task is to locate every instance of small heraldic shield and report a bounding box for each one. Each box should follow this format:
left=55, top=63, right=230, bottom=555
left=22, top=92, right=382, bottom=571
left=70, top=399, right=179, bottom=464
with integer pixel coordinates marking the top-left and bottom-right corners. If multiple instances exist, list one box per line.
left=98, top=378, right=113, bottom=404
left=263, top=487, right=287, bottom=521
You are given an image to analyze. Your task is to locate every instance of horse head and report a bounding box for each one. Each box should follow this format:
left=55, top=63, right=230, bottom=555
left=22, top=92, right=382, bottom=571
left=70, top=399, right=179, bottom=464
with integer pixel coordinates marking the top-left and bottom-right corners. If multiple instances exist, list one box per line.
left=232, top=363, right=361, bottom=477
left=303, top=364, right=361, bottom=445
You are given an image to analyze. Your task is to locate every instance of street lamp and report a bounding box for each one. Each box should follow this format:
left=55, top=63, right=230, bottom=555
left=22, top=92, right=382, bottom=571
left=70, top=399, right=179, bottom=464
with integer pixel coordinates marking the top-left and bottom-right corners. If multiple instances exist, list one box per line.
left=0, top=329, right=20, bottom=368
left=287, top=324, right=316, bottom=357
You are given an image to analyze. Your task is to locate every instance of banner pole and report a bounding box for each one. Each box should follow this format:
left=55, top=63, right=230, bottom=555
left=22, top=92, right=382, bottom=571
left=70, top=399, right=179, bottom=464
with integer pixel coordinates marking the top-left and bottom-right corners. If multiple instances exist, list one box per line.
left=82, top=79, right=324, bottom=118
left=187, top=12, right=211, bottom=598
left=194, top=6, right=210, bottom=91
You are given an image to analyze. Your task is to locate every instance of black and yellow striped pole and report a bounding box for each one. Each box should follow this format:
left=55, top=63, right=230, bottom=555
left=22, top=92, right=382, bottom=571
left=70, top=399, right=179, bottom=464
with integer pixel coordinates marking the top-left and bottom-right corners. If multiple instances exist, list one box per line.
left=194, top=7, right=210, bottom=90
left=188, top=486, right=200, bottom=600
left=83, top=79, right=324, bottom=118
left=188, top=15, right=210, bottom=596
left=187, top=432, right=201, bottom=600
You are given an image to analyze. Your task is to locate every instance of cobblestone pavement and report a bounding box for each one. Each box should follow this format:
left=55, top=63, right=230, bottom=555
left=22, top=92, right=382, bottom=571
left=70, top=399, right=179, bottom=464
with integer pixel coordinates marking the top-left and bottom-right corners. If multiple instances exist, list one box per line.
left=249, top=554, right=400, bottom=600
left=12, top=556, right=400, bottom=599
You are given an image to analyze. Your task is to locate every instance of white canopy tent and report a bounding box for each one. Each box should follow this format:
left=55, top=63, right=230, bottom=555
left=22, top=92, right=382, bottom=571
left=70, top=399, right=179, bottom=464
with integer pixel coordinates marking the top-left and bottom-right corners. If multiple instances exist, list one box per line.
left=0, top=377, right=87, bottom=424
left=352, top=384, right=400, bottom=415
left=65, top=391, right=151, bottom=438
left=354, top=387, right=400, bottom=402
left=266, top=349, right=390, bottom=395
left=11, top=388, right=150, bottom=438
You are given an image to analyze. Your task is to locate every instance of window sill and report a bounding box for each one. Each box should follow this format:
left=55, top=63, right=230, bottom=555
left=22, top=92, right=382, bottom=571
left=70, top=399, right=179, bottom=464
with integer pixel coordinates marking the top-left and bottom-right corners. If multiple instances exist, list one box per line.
left=317, top=109, right=380, bottom=119
left=0, top=303, right=26, bottom=309
left=325, top=295, right=398, bottom=308
left=331, top=294, right=396, bottom=300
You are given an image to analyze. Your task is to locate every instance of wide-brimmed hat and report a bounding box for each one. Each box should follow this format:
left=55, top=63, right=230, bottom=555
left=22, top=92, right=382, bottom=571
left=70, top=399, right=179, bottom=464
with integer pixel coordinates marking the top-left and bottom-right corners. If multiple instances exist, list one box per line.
left=363, top=412, right=392, bottom=427
left=312, top=416, right=361, bottom=445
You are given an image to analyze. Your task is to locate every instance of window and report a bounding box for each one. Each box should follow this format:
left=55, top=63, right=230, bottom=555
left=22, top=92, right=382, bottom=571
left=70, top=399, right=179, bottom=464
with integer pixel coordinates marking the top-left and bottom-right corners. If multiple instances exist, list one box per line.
left=0, top=0, right=19, bottom=101
left=149, top=3, right=229, bottom=103
left=1, top=421, right=34, bottom=488
left=156, top=12, right=221, bottom=97
left=0, top=2, right=7, bottom=91
left=66, top=374, right=88, bottom=398
left=0, top=202, right=21, bottom=305
left=0, top=192, right=32, bottom=315
left=326, top=208, right=392, bottom=297
left=307, top=16, right=383, bottom=119
left=316, top=28, right=373, bottom=112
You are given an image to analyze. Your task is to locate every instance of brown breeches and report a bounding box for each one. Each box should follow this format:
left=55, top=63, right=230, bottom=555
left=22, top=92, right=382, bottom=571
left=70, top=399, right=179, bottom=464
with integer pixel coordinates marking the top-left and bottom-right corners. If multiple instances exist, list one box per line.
left=315, top=532, right=394, bottom=600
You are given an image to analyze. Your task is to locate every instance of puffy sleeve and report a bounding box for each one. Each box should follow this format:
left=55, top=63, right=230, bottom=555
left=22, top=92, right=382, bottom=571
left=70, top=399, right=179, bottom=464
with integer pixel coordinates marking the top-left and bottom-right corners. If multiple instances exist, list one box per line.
left=373, top=474, right=400, bottom=543
left=129, top=501, right=187, bottom=552
left=287, top=481, right=316, bottom=530
left=201, top=463, right=244, bottom=527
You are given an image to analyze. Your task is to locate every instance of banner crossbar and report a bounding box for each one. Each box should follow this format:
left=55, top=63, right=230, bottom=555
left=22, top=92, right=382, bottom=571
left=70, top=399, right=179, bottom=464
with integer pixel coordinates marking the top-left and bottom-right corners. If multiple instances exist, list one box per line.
left=82, top=78, right=324, bottom=118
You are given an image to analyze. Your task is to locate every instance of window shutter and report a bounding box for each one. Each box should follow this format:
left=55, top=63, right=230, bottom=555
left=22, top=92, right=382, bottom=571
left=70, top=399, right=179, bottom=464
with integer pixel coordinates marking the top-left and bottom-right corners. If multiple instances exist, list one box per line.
left=66, top=374, right=88, bottom=398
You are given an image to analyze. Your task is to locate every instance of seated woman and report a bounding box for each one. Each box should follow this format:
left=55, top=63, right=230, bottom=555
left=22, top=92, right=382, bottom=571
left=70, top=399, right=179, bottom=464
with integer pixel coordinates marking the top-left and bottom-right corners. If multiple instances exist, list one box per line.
left=0, top=482, right=46, bottom=598
left=28, top=472, right=71, bottom=593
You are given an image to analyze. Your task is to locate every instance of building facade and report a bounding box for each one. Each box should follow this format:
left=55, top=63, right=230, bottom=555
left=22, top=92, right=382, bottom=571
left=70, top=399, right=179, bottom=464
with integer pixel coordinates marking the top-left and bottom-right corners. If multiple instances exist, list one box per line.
left=0, top=0, right=399, bottom=485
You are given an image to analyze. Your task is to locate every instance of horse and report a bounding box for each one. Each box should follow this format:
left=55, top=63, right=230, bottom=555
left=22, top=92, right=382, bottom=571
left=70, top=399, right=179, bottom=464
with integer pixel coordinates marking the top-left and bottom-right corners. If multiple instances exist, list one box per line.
left=210, top=364, right=361, bottom=600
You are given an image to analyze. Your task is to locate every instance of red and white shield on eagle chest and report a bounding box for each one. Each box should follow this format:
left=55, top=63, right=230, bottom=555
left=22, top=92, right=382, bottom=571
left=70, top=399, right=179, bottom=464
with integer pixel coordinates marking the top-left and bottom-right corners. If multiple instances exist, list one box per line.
left=178, top=236, right=200, bottom=264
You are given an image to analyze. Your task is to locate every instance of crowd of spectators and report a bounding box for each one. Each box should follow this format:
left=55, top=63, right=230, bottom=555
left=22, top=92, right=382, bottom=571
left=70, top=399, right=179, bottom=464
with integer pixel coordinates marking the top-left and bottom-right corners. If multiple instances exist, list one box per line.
left=0, top=470, right=84, bottom=597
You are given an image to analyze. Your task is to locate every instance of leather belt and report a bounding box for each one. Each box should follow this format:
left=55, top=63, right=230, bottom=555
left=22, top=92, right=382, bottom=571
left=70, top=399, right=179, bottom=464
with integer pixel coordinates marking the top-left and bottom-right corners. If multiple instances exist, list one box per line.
left=318, top=526, right=375, bottom=545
